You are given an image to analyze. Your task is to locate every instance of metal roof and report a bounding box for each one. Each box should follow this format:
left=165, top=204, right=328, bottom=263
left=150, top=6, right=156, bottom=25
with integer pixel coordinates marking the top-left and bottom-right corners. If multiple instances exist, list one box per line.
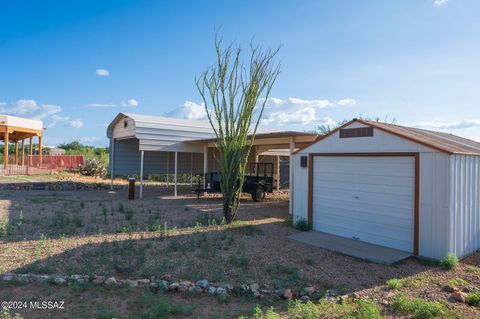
left=358, top=119, right=480, bottom=155
left=191, top=131, right=318, bottom=143
left=295, top=118, right=480, bottom=155
left=0, top=115, right=43, bottom=131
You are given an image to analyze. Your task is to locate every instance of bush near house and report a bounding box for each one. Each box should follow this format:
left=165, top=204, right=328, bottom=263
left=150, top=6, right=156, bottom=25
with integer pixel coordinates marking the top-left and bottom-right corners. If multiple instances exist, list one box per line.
left=440, top=253, right=459, bottom=270
left=79, top=158, right=107, bottom=178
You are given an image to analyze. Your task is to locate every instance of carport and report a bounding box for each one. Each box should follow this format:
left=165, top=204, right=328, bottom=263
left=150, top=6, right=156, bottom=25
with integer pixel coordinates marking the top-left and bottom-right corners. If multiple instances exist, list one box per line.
left=106, top=113, right=318, bottom=201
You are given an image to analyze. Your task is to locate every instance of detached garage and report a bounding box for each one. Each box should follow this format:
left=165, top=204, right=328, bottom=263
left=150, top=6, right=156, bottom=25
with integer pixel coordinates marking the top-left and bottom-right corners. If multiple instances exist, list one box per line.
left=292, top=118, right=480, bottom=260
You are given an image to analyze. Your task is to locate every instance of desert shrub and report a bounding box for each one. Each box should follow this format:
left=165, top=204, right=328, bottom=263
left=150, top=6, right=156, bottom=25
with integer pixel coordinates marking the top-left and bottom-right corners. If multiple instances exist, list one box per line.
left=355, top=299, right=382, bottom=319
left=449, top=277, right=468, bottom=289
left=386, top=278, right=402, bottom=290
left=240, top=299, right=382, bottom=319
left=79, top=158, right=107, bottom=178
left=294, top=218, right=311, bottom=231
left=440, top=253, right=459, bottom=270
left=391, top=293, right=445, bottom=319
left=466, top=292, right=480, bottom=306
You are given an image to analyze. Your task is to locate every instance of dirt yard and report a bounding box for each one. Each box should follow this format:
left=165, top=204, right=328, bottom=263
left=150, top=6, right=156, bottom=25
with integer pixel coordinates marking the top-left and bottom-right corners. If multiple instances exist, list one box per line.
left=0, top=187, right=479, bottom=318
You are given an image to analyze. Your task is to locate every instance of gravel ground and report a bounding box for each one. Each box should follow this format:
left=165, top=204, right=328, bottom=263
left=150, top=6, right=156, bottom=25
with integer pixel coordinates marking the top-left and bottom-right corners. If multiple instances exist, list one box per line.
left=0, top=188, right=479, bottom=318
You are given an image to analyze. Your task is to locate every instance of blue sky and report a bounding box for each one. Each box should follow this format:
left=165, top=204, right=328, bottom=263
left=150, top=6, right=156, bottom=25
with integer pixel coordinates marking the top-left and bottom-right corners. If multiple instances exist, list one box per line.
left=0, top=0, right=479, bottom=146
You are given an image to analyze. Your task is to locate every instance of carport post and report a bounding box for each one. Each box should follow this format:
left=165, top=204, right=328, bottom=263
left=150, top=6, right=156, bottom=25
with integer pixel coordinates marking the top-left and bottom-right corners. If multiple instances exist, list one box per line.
left=203, top=144, right=208, bottom=193
left=190, top=152, right=193, bottom=187
left=110, top=138, right=115, bottom=189
left=166, top=152, right=170, bottom=187
left=289, top=137, right=295, bottom=215
left=140, top=150, right=144, bottom=199
left=174, top=151, right=178, bottom=197
left=276, top=155, right=280, bottom=192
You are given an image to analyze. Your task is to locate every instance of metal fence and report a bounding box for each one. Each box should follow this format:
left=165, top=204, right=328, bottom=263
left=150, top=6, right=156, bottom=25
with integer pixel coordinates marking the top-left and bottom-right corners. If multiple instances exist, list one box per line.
left=0, top=155, right=84, bottom=176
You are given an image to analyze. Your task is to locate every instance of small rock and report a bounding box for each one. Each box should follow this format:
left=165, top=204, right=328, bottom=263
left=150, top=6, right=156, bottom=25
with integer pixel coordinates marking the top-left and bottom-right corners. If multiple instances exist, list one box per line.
left=283, top=289, right=293, bottom=299
left=137, top=279, right=150, bottom=285
left=2, top=273, right=14, bottom=281
left=125, top=279, right=138, bottom=288
left=35, top=275, right=50, bottom=283
left=159, top=280, right=169, bottom=288
left=250, top=283, right=260, bottom=290
left=303, top=287, right=315, bottom=295
left=222, top=283, right=234, bottom=291
left=92, top=276, right=105, bottom=285
left=196, top=279, right=209, bottom=288
left=442, top=285, right=456, bottom=293
left=17, top=274, right=31, bottom=283
left=180, top=280, right=192, bottom=287
left=337, top=295, right=348, bottom=304
left=215, top=287, right=226, bottom=295
left=192, top=286, right=203, bottom=294
left=260, top=289, right=273, bottom=296
left=53, top=276, right=66, bottom=285
left=300, top=295, right=310, bottom=302
left=251, top=288, right=261, bottom=298
left=104, top=277, right=118, bottom=287
left=177, top=285, right=188, bottom=292
left=348, top=292, right=360, bottom=300
left=208, top=286, right=217, bottom=295
left=168, top=282, right=179, bottom=291
left=161, top=274, right=173, bottom=281
left=450, top=291, right=467, bottom=303
left=274, top=288, right=285, bottom=296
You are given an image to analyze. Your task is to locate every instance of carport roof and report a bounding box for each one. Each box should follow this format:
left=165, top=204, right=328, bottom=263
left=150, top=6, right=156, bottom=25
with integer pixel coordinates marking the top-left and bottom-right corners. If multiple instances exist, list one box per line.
left=190, top=131, right=318, bottom=143
left=295, top=118, right=480, bottom=155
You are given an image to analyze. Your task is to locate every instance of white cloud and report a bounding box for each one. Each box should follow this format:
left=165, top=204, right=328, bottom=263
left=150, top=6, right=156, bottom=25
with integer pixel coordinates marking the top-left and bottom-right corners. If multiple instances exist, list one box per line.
left=413, top=120, right=480, bottom=130
left=121, top=98, right=139, bottom=107
left=261, top=96, right=355, bottom=125
left=287, top=97, right=332, bottom=109
left=166, top=96, right=355, bottom=126
left=47, top=114, right=83, bottom=129
left=96, top=69, right=109, bottom=76
left=433, top=0, right=448, bottom=6
left=165, top=101, right=208, bottom=120
left=0, top=99, right=82, bottom=129
left=65, top=119, right=83, bottom=128
left=0, top=100, right=62, bottom=121
left=337, top=99, right=356, bottom=106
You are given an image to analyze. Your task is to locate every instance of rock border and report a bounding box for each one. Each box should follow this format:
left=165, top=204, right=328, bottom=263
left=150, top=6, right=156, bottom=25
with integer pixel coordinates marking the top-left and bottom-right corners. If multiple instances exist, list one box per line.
left=0, top=272, right=337, bottom=302
left=0, top=182, right=125, bottom=191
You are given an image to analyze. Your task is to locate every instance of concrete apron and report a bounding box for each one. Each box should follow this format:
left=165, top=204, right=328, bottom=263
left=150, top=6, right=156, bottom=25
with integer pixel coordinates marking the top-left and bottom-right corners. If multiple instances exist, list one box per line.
left=288, top=231, right=411, bottom=265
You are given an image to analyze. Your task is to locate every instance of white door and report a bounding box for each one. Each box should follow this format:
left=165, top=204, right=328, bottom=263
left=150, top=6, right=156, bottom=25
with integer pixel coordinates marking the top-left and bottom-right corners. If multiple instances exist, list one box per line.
left=312, top=156, right=414, bottom=253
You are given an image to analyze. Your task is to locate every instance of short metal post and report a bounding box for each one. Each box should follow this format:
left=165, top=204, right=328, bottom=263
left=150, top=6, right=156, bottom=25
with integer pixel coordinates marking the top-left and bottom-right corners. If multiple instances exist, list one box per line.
left=128, top=177, right=135, bottom=200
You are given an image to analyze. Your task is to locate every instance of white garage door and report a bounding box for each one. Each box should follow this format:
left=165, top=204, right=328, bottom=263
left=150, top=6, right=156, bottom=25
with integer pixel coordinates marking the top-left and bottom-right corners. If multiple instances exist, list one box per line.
left=312, top=156, right=414, bottom=253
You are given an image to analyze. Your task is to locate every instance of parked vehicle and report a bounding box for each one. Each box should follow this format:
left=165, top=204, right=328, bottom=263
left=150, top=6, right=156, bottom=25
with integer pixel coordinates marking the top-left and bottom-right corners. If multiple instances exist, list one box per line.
left=205, top=162, right=274, bottom=202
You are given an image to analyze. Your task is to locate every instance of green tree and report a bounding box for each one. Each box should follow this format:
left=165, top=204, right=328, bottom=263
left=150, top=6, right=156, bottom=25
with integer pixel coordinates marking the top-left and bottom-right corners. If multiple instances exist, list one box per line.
left=196, top=35, right=280, bottom=223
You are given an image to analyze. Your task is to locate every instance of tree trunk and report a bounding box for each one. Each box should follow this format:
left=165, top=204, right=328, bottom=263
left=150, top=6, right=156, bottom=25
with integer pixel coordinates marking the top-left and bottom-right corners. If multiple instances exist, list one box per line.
left=223, top=193, right=240, bottom=223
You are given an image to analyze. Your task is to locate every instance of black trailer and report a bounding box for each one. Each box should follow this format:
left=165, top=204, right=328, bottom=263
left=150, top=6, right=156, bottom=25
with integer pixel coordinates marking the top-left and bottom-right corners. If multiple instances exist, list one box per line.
left=204, top=162, right=274, bottom=202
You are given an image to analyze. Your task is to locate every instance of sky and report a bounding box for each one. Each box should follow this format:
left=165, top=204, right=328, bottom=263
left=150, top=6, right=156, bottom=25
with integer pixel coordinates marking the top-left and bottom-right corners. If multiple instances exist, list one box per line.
left=0, top=0, right=479, bottom=147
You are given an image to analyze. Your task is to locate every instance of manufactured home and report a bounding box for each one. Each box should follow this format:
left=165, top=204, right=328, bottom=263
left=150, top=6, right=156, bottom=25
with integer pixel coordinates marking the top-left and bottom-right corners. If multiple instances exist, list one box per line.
left=292, top=118, right=480, bottom=260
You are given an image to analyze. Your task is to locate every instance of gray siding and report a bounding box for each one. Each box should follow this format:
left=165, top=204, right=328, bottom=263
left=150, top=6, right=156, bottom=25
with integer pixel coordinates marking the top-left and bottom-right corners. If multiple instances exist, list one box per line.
left=449, top=155, right=480, bottom=258
left=112, top=138, right=205, bottom=177
left=113, top=138, right=141, bottom=176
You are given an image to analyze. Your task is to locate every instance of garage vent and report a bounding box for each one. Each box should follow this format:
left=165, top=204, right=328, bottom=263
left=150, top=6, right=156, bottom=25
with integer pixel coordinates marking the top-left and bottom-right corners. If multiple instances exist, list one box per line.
left=339, top=127, right=373, bottom=138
